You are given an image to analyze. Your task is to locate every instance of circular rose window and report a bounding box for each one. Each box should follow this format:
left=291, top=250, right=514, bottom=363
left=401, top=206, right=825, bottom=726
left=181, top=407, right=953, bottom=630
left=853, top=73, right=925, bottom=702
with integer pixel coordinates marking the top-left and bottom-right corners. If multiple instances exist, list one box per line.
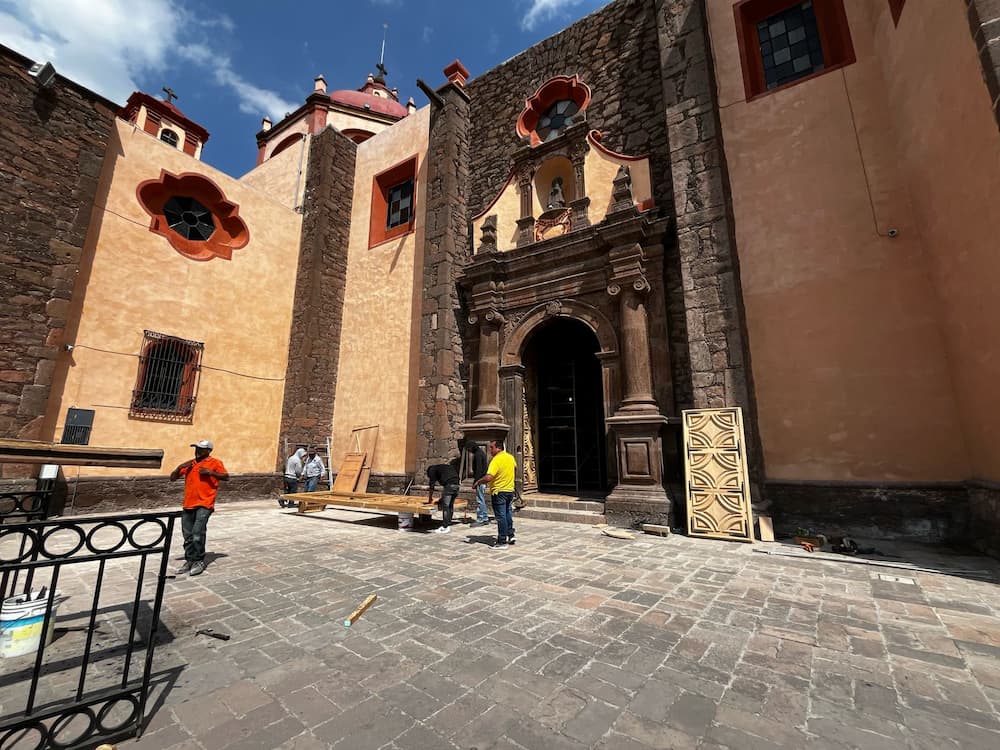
left=163, top=196, right=216, bottom=241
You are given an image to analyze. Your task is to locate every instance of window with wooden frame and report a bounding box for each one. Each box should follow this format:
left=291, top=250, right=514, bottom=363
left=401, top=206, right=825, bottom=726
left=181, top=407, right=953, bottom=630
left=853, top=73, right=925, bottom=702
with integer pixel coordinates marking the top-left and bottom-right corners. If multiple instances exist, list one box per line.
left=888, top=0, right=905, bottom=26
left=369, top=156, right=417, bottom=248
left=735, top=0, right=856, bottom=101
left=130, top=331, right=204, bottom=421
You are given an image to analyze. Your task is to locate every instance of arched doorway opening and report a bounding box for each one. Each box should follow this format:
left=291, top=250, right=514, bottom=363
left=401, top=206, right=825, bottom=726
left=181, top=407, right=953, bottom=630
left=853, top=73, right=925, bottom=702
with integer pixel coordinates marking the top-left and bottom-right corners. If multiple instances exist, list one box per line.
left=522, top=318, right=607, bottom=495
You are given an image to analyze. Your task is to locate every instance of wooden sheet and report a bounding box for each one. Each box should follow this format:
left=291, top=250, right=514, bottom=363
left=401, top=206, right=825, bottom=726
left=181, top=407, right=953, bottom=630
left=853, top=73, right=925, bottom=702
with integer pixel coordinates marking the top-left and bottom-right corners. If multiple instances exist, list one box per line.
left=284, top=490, right=467, bottom=517
left=332, top=452, right=366, bottom=493
left=0, top=439, right=163, bottom=468
left=350, top=425, right=379, bottom=493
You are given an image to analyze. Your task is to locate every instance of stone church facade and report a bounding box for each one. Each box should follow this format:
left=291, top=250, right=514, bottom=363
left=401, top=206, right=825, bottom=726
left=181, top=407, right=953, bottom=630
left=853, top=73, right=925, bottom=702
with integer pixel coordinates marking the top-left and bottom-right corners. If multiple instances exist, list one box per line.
left=2, top=0, right=999, bottom=553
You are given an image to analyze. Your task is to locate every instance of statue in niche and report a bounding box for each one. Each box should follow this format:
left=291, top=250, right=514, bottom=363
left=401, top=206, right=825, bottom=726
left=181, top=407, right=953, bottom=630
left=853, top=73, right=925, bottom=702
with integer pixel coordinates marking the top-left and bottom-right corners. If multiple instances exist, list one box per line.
left=546, top=176, right=566, bottom=209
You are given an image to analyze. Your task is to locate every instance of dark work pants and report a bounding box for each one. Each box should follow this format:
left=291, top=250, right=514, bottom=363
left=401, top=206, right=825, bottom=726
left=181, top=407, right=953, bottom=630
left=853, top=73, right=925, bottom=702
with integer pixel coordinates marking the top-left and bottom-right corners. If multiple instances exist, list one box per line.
left=492, top=491, right=515, bottom=543
left=182, top=506, right=212, bottom=562
left=439, top=483, right=459, bottom=526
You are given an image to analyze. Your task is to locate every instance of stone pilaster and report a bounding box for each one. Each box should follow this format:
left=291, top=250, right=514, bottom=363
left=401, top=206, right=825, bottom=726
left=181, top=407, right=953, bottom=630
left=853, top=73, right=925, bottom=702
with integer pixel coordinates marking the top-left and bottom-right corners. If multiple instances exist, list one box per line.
left=653, top=0, right=765, bottom=504
left=277, top=127, right=357, bottom=456
left=414, top=81, right=472, bottom=479
left=968, top=0, right=1000, bottom=128
left=0, top=48, right=116, bottom=457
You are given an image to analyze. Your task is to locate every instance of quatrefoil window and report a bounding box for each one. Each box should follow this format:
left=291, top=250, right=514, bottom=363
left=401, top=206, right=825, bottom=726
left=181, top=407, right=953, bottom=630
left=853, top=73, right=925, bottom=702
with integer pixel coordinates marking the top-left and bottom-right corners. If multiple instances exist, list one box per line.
left=163, top=196, right=216, bottom=241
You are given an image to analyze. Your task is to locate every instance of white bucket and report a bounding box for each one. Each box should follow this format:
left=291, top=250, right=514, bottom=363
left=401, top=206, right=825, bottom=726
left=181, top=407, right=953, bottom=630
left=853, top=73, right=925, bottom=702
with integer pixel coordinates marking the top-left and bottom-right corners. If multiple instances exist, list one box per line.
left=0, top=591, right=66, bottom=659
left=397, top=512, right=415, bottom=531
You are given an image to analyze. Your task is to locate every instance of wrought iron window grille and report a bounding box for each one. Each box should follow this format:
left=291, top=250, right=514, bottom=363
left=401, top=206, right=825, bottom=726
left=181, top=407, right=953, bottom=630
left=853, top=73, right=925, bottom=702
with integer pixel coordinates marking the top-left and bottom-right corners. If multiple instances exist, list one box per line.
left=129, top=331, right=204, bottom=422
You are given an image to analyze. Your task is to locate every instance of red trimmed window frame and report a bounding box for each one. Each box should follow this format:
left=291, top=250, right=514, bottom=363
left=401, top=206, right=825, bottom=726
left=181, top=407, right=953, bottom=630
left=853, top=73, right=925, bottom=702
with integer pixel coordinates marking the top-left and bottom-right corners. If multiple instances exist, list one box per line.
left=888, top=0, right=905, bottom=26
left=129, top=331, right=204, bottom=422
left=369, top=155, right=418, bottom=248
left=734, top=0, right=856, bottom=102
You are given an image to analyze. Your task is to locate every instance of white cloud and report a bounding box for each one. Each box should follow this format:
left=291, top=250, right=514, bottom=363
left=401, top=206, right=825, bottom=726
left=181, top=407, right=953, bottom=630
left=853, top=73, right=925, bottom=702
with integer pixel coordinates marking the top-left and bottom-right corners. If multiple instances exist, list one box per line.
left=0, top=0, right=294, bottom=118
left=520, top=0, right=586, bottom=31
left=422, top=26, right=433, bottom=43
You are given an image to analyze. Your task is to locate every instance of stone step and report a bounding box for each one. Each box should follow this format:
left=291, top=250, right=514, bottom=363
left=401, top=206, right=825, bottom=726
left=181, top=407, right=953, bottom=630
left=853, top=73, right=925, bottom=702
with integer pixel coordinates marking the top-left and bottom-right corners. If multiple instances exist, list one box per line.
left=516, top=506, right=607, bottom=525
left=521, top=498, right=606, bottom=513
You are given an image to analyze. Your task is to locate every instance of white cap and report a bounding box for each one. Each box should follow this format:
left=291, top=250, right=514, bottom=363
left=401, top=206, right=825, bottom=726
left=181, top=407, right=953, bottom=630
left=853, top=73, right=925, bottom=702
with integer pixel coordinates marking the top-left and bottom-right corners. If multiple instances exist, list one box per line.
left=190, top=439, right=214, bottom=450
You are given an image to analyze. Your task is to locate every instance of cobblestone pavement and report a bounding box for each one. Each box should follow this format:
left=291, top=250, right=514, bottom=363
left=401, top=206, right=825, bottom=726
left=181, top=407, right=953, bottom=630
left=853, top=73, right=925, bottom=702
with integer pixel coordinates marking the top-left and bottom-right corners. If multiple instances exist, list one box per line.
left=15, top=500, right=1000, bottom=749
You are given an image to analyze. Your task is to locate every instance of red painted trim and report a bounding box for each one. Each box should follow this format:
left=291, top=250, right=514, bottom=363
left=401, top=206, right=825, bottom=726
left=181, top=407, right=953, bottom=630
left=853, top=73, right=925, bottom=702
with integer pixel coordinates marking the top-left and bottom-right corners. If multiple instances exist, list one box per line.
left=516, top=75, right=592, bottom=146
left=368, top=155, right=418, bottom=249
left=734, top=0, right=856, bottom=103
left=255, top=143, right=267, bottom=167
left=136, top=170, right=250, bottom=262
left=586, top=130, right=650, bottom=162
left=270, top=132, right=304, bottom=160
left=470, top=168, right=517, bottom=223
left=888, top=0, right=905, bottom=26
left=119, top=91, right=209, bottom=142
left=341, top=128, right=375, bottom=144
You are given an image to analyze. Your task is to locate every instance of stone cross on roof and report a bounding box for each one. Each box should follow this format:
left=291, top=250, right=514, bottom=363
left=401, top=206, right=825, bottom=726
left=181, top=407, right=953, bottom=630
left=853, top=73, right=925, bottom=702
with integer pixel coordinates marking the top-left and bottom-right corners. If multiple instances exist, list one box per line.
left=162, top=86, right=178, bottom=104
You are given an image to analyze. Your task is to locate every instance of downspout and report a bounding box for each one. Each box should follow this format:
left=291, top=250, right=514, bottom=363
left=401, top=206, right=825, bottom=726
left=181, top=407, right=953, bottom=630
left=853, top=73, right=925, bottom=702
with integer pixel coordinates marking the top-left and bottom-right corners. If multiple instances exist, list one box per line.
left=293, top=132, right=308, bottom=212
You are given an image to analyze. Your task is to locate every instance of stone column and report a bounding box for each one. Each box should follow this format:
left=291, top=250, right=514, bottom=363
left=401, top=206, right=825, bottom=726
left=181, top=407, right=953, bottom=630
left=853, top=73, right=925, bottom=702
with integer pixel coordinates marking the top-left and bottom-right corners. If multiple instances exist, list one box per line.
left=604, top=243, right=672, bottom=526
left=500, top=364, right=525, bottom=494
left=470, top=311, right=505, bottom=423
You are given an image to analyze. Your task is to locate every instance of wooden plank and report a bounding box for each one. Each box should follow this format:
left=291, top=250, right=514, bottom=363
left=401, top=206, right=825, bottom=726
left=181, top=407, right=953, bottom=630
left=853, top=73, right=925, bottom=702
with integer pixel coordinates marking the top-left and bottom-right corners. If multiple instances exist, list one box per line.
left=332, top=452, right=366, bottom=493
left=757, top=515, right=775, bottom=542
left=283, top=491, right=467, bottom=517
left=0, top=438, right=163, bottom=468
left=350, top=425, right=379, bottom=493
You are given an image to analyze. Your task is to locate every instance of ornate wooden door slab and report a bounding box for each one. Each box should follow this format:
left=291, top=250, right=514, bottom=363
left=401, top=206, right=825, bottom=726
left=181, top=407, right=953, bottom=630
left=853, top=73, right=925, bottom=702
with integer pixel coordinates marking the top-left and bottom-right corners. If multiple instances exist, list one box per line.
left=683, top=407, right=754, bottom=542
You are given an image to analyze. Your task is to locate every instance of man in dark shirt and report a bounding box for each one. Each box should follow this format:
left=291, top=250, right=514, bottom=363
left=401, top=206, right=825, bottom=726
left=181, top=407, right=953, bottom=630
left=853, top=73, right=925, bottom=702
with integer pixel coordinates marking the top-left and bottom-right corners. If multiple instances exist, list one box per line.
left=466, top=441, right=490, bottom=527
left=427, top=461, right=460, bottom=534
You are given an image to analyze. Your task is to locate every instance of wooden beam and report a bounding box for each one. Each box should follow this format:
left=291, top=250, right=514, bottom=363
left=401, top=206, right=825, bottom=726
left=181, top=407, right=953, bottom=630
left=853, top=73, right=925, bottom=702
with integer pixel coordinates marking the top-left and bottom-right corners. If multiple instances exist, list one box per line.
left=0, top=439, right=164, bottom=468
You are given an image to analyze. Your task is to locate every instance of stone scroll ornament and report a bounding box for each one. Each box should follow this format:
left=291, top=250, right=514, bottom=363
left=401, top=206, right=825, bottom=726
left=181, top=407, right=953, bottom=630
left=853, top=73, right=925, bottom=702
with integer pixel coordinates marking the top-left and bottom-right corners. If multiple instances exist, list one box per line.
left=683, top=407, right=754, bottom=542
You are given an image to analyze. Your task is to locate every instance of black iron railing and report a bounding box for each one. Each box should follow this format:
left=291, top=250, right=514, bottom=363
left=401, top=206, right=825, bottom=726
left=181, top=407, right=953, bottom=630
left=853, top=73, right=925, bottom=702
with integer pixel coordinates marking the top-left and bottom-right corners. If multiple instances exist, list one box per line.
left=0, top=511, right=180, bottom=749
left=0, top=490, right=53, bottom=524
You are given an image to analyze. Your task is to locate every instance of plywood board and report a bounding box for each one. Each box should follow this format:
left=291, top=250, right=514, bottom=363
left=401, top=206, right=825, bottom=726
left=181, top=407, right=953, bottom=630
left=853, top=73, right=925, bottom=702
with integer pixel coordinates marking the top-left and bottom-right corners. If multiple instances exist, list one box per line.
left=332, top=452, right=366, bottom=493
left=283, top=491, right=467, bottom=517
left=350, top=425, right=379, bottom=493
left=757, top=515, right=775, bottom=542
left=682, top=407, right=754, bottom=543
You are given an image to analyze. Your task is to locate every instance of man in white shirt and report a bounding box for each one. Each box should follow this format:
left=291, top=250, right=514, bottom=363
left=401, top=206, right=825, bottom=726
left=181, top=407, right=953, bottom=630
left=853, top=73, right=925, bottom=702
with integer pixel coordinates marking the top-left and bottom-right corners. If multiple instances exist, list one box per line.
left=282, top=447, right=306, bottom=507
left=302, top=447, right=326, bottom=492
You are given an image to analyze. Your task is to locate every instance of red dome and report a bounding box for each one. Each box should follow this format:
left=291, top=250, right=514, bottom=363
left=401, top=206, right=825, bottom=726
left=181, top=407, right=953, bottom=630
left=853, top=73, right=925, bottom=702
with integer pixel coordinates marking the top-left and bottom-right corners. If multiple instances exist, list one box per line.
left=329, top=89, right=407, bottom=119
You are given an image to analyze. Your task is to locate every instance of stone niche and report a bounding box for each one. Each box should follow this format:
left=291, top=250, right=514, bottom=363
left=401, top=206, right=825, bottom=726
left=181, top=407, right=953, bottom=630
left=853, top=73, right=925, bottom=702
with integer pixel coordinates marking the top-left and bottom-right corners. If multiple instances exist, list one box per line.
left=461, top=75, right=676, bottom=527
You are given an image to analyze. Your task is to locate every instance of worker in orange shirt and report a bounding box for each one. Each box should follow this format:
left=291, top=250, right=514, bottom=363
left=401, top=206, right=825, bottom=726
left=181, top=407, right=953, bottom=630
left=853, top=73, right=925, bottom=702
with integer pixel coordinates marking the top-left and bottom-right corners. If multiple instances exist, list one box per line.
left=169, top=439, right=228, bottom=576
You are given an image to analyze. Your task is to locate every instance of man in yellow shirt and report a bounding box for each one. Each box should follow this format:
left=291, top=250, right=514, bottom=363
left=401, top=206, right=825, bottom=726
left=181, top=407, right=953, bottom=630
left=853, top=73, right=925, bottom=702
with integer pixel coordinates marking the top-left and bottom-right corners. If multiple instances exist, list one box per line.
left=472, top=439, right=517, bottom=550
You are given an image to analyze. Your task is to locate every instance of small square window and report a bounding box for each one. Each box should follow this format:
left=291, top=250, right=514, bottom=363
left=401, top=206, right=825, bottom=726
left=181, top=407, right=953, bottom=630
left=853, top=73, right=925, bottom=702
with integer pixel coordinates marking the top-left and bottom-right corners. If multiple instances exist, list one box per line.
left=735, top=0, right=856, bottom=101
left=369, top=156, right=418, bottom=248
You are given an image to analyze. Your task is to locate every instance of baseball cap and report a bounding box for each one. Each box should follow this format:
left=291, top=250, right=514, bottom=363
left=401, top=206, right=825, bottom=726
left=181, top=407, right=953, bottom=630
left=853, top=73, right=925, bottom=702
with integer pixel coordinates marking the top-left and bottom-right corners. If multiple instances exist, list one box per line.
left=190, top=439, right=214, bottom=450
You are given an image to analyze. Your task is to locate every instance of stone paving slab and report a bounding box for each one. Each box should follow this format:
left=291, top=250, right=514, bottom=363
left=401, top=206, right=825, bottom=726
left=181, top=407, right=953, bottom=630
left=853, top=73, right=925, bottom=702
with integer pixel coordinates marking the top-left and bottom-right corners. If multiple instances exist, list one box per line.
left=5, top=499, right=1000, bottom=749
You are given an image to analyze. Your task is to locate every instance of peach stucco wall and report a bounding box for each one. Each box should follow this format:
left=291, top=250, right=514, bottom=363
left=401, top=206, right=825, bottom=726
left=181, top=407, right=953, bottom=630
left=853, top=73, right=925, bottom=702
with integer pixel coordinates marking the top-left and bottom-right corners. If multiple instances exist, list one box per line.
left=45, top=119, right=302, bottom=477
left=870, top=0, right=1000, bottom=482
left=240, top=138, right=310, bottom=210
left=329, top=107, right=430, bottom=475
left=705, top=0, right=975, bottom=481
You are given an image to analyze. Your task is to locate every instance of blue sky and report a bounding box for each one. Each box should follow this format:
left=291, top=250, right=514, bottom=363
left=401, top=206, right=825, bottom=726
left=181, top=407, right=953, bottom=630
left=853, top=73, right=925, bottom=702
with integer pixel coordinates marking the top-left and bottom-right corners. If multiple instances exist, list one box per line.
left=1, top=0, right=610, bottom=176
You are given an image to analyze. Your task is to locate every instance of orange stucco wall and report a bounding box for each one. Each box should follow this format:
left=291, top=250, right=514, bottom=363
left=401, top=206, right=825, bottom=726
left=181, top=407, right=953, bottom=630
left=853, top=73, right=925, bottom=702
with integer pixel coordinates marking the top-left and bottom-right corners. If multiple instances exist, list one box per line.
left=870, top=0, right=1000, bottom=482
left=240, top=138, right=310, bottom=210
left=705, top=0, right=994, bottom=481
left=329, top=107, right=430, bottom=475
left=45, top=119, right=302, bottom=477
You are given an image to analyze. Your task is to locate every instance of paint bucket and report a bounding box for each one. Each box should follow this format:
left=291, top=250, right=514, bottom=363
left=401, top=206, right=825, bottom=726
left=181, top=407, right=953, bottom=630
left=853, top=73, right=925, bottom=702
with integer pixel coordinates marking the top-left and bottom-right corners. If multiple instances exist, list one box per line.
left=397, top=512, right=414, bottom=531
left=0, top=591, right=66, bottom=658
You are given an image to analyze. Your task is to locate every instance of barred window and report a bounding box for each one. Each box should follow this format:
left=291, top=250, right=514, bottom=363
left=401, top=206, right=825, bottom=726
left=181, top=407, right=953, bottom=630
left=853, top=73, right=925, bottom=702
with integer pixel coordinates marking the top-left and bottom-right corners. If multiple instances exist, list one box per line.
left=160, top=128, right=179, bottom=148
left=130, top=331, right=204, bottom=421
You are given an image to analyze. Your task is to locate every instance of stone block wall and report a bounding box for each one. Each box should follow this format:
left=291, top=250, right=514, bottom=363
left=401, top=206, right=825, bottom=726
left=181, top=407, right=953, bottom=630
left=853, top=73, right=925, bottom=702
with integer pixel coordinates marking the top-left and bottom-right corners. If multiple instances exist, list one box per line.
left=414, top=84, right=472, bottom=480
left=0, top=46, right=116, bottom=455
left=277, top=127, right=357, bottom=456
left=968, top=481, right=1000, bottom=557
left=968, top=0, right=1000, bottom=128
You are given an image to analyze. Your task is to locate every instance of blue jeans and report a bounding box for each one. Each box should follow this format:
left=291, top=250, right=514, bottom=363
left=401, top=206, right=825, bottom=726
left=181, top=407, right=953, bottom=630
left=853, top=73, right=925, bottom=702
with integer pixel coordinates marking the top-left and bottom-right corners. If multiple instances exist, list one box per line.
left=304, top=475, right=320, bottom=492
left=181, top=506, right=212, bottom=563
left=492, top=491, right=514, bottom=544
left=475, top=483, right=489, bottom=522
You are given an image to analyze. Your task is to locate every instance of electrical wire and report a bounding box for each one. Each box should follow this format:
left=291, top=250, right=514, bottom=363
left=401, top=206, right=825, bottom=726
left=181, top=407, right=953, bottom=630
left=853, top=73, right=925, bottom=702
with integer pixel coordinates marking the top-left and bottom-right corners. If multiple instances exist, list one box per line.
left=71, top=343, right=286, bottom=382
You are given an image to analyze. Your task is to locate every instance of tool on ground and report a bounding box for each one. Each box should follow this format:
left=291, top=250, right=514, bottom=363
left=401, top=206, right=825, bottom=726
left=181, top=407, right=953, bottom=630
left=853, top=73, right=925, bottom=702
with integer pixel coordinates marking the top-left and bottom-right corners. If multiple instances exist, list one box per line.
left=602, top=528, right=636, bottom=540
left=753, top=548, right=992, bottom=577
left=344, top=593, right=377, bottom=627
left=196, top=628, right=231, bottom=641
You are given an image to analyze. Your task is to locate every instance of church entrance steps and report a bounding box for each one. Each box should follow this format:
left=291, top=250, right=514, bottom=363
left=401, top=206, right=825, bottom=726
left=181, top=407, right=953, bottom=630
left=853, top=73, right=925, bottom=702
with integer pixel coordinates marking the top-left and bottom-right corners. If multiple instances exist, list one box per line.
left=516, top=493, right=607, bottom=525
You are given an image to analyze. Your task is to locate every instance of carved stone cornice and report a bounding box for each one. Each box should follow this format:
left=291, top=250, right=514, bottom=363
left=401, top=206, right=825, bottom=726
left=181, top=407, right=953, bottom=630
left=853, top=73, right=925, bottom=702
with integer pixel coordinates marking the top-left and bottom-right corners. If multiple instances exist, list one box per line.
left=606, top=243, right=650, bottom=297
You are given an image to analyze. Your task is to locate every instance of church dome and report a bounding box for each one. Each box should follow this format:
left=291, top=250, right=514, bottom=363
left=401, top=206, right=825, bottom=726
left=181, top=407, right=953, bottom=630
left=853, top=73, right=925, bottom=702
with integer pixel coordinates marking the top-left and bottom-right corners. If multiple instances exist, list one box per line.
left=328, top=88, right=408, bottom=118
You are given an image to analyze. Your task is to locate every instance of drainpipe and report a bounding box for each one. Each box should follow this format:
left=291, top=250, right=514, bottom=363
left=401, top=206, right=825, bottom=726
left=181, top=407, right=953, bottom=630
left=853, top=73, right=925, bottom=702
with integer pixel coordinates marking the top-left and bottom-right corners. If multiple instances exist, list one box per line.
left=293, top=132, right=307, bottom=212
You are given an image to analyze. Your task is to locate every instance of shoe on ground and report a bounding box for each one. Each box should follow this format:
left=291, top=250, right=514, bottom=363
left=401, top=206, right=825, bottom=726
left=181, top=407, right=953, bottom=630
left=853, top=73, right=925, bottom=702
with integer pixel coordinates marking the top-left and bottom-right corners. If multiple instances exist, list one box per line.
left=470, top=520, right=488, bottom=528
left=508, top=537, right=516, bottom=545
left=492, top=543, right=509, bottom=550
left=433, top=526, right=450, bottom=534
left=176, top=561, right=192, bottom=575
left=189, top=561, right=206, bottom=576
